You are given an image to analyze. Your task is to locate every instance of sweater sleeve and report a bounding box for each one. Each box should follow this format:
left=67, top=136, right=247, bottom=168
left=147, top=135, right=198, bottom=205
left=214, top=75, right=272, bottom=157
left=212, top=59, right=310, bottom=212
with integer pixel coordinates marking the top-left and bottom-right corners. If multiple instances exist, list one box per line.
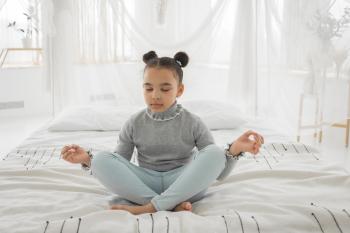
left=216, top=155, right=239, bottom=181
left=193, top=117, right=215, bottom=150
left=113, top=117, right=135, bottom=161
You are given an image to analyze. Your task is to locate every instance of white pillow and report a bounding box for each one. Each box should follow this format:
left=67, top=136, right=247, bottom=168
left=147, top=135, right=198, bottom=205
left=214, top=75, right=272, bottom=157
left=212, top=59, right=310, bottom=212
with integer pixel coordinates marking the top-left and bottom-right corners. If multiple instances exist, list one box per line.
left=48, top=105, right=142, bottom=131
left=180, top=100, right=247, bottom=129
left=48, top=100, right=246, bottom=131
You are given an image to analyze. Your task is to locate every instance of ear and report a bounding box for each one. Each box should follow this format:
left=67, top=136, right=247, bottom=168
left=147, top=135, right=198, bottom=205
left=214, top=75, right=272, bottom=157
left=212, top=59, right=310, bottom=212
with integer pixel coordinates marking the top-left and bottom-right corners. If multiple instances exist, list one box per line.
left=176, top=83, right=184, bottom=97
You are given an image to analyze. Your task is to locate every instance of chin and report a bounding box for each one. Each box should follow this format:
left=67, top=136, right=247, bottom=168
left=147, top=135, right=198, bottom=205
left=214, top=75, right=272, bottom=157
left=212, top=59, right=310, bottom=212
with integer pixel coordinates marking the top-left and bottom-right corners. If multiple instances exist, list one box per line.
left=148, top=103, right=167, bottom=112
left=150, top=108, right=164, bottom=112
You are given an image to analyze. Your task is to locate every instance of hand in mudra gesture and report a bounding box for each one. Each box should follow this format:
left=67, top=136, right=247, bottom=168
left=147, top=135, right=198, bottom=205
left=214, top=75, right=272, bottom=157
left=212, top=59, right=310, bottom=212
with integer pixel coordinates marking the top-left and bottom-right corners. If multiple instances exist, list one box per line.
left=61, top=144, right=90, bottom=165
left=229, top=130, right=264, bottom=156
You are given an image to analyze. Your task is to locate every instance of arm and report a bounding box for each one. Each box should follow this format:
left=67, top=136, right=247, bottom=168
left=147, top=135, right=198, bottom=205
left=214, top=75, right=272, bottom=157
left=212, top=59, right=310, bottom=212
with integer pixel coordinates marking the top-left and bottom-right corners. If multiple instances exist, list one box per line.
left=193, top=117, right=215, bottom=150
left=217, top=130, right=264, bottom=181
left=113, top=117, right=135, bottom=161
left=229, top=130, right=264, bottom=156
left=61, top=118, right=136, bottom=171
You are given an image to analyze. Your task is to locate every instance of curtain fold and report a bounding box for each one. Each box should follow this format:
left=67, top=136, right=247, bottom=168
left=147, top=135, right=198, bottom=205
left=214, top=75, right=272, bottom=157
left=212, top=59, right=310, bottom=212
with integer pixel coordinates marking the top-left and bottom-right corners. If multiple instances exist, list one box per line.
left=0, top=0, right=7, bottom=11
left=227, top=0, right=257, bottom=116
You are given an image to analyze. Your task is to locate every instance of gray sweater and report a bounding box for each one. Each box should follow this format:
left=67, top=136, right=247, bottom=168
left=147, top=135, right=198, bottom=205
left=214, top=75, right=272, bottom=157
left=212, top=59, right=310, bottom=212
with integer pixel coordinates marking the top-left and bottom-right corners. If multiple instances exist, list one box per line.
left=114, top=102, right=237, bottom=179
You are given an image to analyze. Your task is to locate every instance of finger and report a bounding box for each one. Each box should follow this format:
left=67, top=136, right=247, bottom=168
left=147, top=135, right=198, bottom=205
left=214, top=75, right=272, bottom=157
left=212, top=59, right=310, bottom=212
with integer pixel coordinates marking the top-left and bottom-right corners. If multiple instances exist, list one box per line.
left=254, top=143, right=260, bottom=152
left=254, top=134, right=261, bottom=144
left=62, top=151, right=74, bottom=160
left=251, top=148, right=258, bottom=155
left=244, top=130, right=254, bottom=136
left=254, top=142, right=260, bottom=150
left=254, top=143, right=260, bottom=153
left=245, top=131, right=263, bottom=141
left=256, top=134, right=264, bottom=145
left=245, top=131, right=261, bottom=141
left=61, top=145, right=71, bottom=155
left=62, top=151, right=69, bottom=160
left=252, top=135, right=262, bottom=147
left=248, top=143, right=257, bottom=154
left=255, top=134, right=264, bottom=147
left=62, top=151, right=70, bottom=159
left=67, top=154, right=75, bottom=162
left=255, top=147, right=260, bottom=154
left=66, top=152, right=76, bottom=162
left=68, top=148, right=76, bottom=153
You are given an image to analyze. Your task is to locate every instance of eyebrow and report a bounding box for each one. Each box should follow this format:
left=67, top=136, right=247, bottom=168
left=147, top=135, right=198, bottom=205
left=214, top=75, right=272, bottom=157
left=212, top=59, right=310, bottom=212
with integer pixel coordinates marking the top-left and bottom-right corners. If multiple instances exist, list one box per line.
left=143, top=83, right=173, bottom=87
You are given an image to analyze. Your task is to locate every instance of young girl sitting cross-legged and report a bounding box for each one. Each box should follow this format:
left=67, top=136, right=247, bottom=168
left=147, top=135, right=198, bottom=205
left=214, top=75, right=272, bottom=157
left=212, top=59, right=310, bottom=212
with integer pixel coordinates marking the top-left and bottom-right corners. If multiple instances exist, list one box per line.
left=61, top=51, right=264, bottom=215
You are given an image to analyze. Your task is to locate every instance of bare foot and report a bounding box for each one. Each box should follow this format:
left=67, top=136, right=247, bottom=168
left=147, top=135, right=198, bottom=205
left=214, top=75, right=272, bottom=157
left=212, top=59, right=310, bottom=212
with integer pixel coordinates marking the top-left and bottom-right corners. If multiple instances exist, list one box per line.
left=173, top=202, right=192, bottom=212
left=110, top=202, right=156, bottom=215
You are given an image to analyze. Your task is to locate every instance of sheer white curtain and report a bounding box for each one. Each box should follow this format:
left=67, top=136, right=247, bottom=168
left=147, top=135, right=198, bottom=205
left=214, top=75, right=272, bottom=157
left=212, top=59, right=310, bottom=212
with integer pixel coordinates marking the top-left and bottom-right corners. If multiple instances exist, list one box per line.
left=50, top=0, right=350, bottom=138
left=0, top=0, right=7, bottom=11
left=51, top=0, right=235, bottom=113
left=227, top=0, right=257, bottom=116
left=258, top=0, right=350, bottom=136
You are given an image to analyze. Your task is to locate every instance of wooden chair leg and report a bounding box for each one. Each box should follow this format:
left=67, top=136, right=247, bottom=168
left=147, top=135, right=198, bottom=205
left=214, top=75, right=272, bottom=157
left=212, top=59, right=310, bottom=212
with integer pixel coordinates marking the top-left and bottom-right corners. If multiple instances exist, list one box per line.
left=346, top=119, right=350, bottom=148
left=317, top=96, right=323, bottom=143
left=314, top=99, right=318, bottom=138
left=297, top=94, right=304, bottom=142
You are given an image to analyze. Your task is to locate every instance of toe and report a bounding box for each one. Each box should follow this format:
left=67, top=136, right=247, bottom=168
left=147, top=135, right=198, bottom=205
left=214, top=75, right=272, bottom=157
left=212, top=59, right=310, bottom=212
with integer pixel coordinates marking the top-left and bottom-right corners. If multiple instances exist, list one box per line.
left=183, top=202, right=192, bottom=210
left=110, top=204, right=123, bottom=210
left=186, top=203, right=192, bottom=210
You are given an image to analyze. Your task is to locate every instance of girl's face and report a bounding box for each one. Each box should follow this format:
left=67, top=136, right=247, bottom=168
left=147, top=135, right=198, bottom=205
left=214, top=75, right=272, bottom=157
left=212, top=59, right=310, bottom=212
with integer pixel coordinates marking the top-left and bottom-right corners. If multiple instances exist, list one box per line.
left=143, top=67, right=184, bottom=112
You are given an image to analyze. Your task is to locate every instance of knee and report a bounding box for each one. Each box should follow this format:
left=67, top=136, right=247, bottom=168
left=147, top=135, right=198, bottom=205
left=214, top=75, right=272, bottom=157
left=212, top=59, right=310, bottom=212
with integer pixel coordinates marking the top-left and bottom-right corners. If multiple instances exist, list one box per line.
left=199, top=144, right=225, bottom=166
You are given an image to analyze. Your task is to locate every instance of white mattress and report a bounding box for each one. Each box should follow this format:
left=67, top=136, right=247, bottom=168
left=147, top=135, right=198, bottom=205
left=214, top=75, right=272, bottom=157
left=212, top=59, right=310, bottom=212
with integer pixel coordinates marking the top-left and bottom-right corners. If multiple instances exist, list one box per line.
left=1, top=119, right=350, bottom=233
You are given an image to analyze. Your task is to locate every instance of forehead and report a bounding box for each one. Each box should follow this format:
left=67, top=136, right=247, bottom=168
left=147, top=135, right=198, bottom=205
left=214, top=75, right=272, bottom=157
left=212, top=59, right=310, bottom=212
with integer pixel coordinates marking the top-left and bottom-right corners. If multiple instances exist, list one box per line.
left=143, top=67, right=178, bottom=84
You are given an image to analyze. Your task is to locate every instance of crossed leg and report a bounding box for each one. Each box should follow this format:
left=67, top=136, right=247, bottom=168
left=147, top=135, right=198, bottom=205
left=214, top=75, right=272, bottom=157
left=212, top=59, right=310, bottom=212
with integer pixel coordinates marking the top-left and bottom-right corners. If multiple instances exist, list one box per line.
left=91, top=144, right=226, bottom=214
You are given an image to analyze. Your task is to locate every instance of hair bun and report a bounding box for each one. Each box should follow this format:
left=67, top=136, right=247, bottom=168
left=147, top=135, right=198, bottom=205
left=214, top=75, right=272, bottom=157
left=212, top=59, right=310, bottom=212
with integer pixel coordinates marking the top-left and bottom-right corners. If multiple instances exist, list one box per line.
left=174, top=51, right=189, bottom=68
left=143, top=51, right=158, bottom=64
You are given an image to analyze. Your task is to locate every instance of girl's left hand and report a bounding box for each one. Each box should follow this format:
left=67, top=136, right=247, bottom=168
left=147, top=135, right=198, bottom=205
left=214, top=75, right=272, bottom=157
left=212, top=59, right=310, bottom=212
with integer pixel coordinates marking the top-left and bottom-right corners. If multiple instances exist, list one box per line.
left=229, top=130, right=264, bottom=156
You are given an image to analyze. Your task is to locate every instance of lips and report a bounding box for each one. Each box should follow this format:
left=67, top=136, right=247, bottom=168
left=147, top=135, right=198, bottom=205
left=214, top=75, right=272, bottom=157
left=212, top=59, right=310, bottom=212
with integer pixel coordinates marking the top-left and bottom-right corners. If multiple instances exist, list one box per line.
left=151, top=104, right=163, bottom=108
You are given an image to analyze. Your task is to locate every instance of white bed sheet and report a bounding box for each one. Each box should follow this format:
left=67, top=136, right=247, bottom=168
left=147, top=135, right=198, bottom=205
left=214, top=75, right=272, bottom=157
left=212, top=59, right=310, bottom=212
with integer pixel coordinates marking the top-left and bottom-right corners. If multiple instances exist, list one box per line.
left=1, top=119, right=350, bottom=233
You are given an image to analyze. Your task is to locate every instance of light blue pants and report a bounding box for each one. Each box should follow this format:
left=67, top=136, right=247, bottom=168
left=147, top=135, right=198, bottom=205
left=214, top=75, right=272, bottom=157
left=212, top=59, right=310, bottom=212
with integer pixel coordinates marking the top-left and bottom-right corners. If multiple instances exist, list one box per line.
left=91, top=144, right=226, bottom=211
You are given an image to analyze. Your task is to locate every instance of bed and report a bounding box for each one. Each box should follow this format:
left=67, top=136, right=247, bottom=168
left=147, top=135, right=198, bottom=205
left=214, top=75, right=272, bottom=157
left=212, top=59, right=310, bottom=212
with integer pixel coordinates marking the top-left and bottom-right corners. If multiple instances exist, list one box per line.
left=1, top=102, right=350, bottom=233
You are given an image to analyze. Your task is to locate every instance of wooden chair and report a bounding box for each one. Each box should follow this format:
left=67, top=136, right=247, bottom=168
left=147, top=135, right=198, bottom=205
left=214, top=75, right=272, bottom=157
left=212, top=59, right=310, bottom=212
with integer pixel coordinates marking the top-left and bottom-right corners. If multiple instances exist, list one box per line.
left=297, top=78, right=350, bottom=147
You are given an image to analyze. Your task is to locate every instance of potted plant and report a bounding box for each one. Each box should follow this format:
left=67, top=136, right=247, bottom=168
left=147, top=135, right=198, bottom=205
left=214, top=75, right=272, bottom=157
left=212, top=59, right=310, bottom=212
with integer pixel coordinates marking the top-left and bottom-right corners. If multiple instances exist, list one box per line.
left=306, top=5, right=350, bottom=91
left=7, top=5, right=38, bottom=48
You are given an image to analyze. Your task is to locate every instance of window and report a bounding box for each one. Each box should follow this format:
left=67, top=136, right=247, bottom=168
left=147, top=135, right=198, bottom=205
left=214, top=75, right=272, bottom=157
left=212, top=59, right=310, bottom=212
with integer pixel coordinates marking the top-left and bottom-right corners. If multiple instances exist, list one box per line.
left=0, top=0, right=42, bottom=67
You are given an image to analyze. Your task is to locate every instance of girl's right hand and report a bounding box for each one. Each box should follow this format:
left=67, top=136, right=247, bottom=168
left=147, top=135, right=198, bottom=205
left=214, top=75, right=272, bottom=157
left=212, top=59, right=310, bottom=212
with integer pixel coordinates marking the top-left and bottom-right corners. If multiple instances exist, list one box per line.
left=61, top=144, right=90, bottom=165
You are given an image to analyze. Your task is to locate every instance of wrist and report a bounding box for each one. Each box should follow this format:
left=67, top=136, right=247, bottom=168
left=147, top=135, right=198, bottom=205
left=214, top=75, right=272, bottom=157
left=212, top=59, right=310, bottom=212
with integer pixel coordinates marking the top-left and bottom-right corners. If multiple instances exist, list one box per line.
left=82, top=158, right=91, bottom=167
left=82, top=150, right=93, bottom=169
left=228, top=142, right=241, bottom=157
left=224, top=142, right=244, bottom=158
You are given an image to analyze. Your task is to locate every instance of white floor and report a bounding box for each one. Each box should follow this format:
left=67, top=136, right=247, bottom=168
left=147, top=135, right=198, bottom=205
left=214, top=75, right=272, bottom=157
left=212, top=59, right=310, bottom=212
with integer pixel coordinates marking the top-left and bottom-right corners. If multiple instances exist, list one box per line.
left=0, top=115, right=349, bottom=172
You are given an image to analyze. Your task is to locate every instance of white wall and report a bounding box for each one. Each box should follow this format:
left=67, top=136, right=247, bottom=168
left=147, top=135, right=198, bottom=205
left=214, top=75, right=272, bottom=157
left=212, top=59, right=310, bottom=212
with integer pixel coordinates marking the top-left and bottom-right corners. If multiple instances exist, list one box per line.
left=0, top=67, right=52, bottom=117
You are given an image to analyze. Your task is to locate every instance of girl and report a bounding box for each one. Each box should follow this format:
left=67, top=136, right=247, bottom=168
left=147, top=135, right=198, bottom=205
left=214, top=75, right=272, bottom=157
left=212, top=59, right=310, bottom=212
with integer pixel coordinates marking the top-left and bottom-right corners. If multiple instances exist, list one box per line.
left=61, top=51, right=264, bottom=215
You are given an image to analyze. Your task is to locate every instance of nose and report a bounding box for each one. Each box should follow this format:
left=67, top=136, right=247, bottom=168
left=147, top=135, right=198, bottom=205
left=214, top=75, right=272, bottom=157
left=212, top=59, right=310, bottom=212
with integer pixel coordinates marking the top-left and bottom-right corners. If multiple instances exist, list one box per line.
left=152, top=90, right=161, bottom=100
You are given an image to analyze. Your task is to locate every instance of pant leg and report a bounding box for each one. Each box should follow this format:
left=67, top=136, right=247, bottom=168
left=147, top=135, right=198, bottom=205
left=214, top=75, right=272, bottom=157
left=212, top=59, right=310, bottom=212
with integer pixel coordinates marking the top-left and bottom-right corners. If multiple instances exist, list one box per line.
left=91, top=151, right=161, bottom=205
left=151, top=144, right=226, bottom=211
left=162, top=166, right=208, bottom=204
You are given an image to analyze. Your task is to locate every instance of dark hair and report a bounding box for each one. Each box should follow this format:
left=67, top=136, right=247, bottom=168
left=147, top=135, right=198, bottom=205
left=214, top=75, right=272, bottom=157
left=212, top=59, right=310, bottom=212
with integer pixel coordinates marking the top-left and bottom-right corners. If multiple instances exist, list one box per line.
left=142, top=51, right=189, bottom=84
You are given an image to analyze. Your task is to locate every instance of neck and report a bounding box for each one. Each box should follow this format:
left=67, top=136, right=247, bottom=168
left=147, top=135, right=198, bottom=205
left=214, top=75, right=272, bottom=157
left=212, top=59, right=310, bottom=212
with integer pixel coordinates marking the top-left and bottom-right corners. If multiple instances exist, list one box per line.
left=146, top=101, right=183, bottom=121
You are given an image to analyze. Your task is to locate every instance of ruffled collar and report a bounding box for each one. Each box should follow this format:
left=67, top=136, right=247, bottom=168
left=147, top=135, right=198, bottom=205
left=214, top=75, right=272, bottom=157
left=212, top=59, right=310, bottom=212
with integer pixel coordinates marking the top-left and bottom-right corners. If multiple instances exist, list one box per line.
left=146, top=101, right=183, bottom=121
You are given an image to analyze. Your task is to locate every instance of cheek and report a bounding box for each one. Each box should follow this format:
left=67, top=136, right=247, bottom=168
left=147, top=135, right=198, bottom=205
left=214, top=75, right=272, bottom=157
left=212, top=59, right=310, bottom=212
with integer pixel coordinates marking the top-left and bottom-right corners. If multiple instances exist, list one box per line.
left=165, top=91, right=178, bottom=99
left=143, top=91, right=150, bottom=99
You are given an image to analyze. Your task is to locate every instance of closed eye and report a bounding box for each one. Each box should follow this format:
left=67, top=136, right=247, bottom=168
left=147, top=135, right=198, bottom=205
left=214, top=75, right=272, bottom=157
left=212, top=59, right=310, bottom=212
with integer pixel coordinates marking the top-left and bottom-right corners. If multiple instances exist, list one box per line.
left=144, top=88, right=171, bottom=92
